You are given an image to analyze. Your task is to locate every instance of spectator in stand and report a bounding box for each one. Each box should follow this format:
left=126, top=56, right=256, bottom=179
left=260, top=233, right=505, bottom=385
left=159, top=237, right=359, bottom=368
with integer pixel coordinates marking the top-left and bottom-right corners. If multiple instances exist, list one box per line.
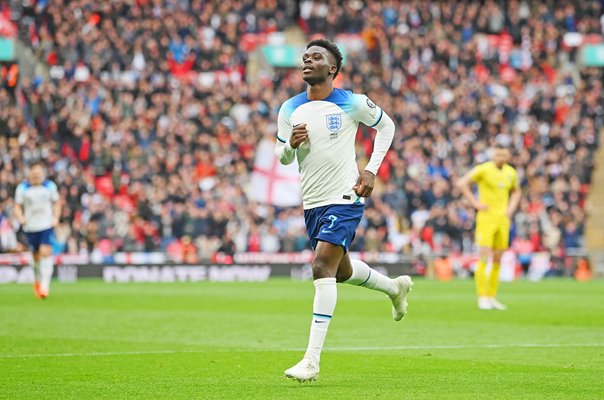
left=0, top=1, right=601, bottom=261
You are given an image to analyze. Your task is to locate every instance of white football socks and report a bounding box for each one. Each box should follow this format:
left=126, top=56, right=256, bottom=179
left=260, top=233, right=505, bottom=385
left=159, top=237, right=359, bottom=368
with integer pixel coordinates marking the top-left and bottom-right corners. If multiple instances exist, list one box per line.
left=344, top=259, right=398, bottom=297
left=39, top=257, right=54, bottom=294
left=302, top=261, right=398, bottom=364
left=304, top=277, right=337, bottom=364
left=31, top=259, right=40, bottom=282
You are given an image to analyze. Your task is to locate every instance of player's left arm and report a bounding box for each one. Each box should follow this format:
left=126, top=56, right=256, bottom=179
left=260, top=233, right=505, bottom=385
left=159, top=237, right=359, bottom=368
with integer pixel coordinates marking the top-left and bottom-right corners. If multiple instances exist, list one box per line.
left=49, top=181, right=61, bottom=227
left=507, top=170, right=521, bottom=219
left=52, top=200, right=61, bottom=227
left=352, top=95, right=395, bottom=198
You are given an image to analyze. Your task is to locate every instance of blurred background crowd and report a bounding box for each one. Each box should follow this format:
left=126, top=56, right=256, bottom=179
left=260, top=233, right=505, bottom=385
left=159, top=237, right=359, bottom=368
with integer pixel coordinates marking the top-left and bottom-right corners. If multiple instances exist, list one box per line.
left=0, top=0, right=603, bottom=262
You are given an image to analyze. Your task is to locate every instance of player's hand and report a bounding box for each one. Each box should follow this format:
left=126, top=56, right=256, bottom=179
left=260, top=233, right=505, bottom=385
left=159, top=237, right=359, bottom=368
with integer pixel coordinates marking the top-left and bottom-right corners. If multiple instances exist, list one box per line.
left=289, top=123, right=309, bottom=149
left=353, top=170, right=375, bottom=198
left=474, top=202, right=489, bottom=211
left=52, top=218, right=60, bottom=228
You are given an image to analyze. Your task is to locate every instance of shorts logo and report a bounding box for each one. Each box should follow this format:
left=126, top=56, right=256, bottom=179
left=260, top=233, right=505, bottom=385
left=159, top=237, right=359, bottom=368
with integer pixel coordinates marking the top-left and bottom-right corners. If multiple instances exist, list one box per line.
left=366, top=98, right=376, bottom=108
left=326, top=113, right=342, bottom=132
left=321, top=215, right=338, bottom=233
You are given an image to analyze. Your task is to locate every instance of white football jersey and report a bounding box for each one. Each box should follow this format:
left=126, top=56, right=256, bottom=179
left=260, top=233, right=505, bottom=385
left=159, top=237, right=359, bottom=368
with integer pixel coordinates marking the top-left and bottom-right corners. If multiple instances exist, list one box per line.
left=14, top=180, right=59, bottom=232
left=276, top=89, right=383, bottom=210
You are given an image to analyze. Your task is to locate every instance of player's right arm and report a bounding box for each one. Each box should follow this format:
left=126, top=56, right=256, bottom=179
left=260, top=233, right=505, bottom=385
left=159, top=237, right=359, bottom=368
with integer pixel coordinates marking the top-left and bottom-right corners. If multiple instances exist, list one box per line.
left=274, top=103, right=308, bottom=165
left=13, top=183, right=26, bottom=226
left=456, top=166, right=488, bottom=211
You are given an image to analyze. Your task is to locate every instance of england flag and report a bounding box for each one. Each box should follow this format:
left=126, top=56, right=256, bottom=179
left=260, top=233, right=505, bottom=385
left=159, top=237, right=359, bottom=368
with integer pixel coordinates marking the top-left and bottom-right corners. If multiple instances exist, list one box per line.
left=248, top=138, right=301, bottom=207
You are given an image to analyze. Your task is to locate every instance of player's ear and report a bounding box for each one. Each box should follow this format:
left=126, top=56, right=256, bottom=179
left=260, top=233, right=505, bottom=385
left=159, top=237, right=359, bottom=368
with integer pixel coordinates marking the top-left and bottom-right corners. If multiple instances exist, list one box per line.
left=329, top=64, right=337, bottom=76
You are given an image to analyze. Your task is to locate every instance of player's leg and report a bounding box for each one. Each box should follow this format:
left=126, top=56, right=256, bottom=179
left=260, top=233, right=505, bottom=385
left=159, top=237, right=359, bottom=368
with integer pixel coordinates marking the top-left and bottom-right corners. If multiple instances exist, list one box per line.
left=38, top=241, right=53, bottom=298
left=475, top=220, right=496, bottom=309
left=32, top=250, right=43, bottom=298
left=487, top=249, right=506, bottom=310
left=337, top=254, right=412, bottom=321
left=306, top=241, right=342, bottom=362
left=26, top=231, right=43, bottom=298
left=487, top=223, right=509, bottom=310
left=285, top=240, right=343, bottom=382
left=475, top=246, right=493, bottom=309
left=489, top=248, right=504, bottom=295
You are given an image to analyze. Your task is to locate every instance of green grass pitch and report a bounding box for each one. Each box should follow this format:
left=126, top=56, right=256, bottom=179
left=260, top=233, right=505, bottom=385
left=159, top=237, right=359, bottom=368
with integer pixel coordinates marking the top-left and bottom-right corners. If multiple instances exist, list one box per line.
left=1, top=278, right=603, bottom=399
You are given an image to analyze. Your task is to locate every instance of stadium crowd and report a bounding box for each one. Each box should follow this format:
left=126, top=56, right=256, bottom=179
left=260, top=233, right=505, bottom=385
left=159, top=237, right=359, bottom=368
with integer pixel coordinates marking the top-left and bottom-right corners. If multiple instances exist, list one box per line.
left=0, top=0, right=603, bottom=262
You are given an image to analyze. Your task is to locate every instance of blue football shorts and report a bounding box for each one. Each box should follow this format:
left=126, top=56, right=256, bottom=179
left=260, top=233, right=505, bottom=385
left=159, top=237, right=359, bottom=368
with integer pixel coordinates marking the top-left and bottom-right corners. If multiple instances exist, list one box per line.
left=25, top=228, right=54, bottom=251
left=304, top=203, right=365, bottom=252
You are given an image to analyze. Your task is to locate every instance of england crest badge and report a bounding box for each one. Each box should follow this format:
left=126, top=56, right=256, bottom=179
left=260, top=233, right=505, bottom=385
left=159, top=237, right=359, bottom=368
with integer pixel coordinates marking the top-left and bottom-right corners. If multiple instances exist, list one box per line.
left=326, top=113, right=342, bottom=132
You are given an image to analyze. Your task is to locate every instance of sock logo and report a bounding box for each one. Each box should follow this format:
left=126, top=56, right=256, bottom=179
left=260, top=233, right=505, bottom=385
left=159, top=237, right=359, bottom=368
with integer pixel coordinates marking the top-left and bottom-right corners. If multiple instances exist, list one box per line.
left=312, top=312, right=332, bottom=324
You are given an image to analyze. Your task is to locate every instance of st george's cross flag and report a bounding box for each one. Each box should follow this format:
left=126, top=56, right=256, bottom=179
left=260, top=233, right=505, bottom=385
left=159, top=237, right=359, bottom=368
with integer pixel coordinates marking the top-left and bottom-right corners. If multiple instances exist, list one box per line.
left=247, top=138, right=301, bottom=207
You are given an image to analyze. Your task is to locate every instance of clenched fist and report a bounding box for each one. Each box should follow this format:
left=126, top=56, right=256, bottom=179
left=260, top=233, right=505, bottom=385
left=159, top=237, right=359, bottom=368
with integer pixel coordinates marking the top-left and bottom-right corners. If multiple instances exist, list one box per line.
left=353, top=170, right=375, bottom=198
left=290, top=123, right=309, bottom=149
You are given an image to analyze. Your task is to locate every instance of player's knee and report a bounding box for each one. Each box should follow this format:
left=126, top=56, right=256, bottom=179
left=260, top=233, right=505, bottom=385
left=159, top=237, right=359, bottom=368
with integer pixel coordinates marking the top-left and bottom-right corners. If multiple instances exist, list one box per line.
left=478, top=247, right=491, bottom=261
left=39, top=246, right=52, bottom=258
left=335, top=269, right=350, bottom=283
left=312, top=258, right=336, bottom=279
left=493, top=251, right=503, bottom=264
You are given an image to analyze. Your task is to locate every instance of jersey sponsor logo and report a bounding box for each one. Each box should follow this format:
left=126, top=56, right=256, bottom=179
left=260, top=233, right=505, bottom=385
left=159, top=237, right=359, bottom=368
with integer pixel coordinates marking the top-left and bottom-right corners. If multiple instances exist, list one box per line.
left=326, top=113, right=342, bottom=132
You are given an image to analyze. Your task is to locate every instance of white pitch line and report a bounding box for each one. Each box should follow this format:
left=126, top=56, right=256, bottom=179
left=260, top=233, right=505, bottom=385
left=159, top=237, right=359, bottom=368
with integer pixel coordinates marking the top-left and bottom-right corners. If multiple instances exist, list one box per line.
left=0, top=350, right=179, bottom=359
left=1, top=343, right=603, bottom=359
left=321, top=343, right=604, bottom=351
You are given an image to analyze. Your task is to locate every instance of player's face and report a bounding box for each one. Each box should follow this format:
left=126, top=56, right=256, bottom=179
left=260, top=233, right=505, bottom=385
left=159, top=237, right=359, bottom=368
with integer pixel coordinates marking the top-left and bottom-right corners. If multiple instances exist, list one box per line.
left=301, top=46, right=336, bottom=85
left=29, top=165, right=45, bottom=185
left=492, top=148, right=511, bottom=168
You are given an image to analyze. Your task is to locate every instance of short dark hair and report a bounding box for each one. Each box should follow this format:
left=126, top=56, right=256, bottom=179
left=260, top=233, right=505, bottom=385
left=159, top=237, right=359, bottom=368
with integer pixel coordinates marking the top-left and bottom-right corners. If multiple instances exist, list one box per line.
left=30, top=160, right=45, bottom=169
left=306, top=39, right=343, bottom=78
